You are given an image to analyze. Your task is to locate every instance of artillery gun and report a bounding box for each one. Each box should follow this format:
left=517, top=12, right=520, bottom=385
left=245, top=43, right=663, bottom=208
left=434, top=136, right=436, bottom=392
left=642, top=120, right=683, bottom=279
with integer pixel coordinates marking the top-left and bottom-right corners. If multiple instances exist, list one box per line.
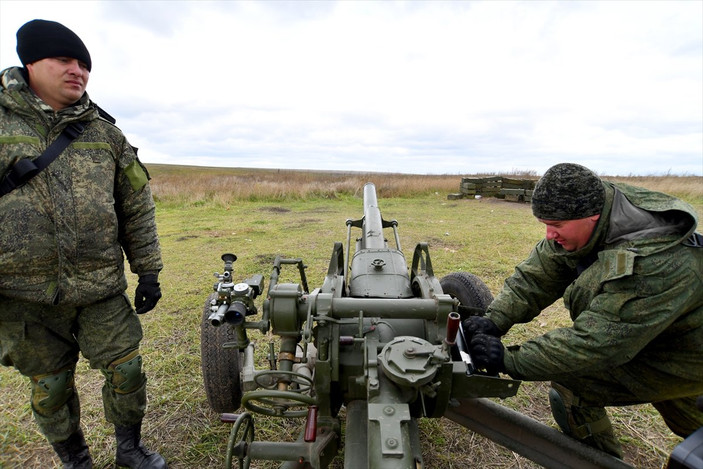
left=200, top=182, right=635, bottom=469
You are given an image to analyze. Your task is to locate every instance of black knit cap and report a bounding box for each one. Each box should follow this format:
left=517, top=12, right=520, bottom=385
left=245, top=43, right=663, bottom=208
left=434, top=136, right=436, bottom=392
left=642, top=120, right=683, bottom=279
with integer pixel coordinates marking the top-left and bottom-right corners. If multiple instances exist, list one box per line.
left=16, top=19, right=91, bottom=71
left=531, top=163, right=605, bottom=220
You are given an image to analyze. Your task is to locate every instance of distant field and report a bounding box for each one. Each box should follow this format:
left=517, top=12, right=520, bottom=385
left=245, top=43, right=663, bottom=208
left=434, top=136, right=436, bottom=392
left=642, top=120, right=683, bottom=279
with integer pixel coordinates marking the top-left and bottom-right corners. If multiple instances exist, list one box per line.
left=0, top=165, right=700, bottom=468
left=145, top=164, right=703, bottom=205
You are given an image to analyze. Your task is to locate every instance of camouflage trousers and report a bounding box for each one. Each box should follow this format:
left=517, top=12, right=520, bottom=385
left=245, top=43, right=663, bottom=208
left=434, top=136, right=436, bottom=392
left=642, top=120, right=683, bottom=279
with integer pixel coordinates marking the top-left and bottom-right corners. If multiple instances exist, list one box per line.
left=0, top=293, right=146, bottom=443
left=552, top=368, right=703, bottom=457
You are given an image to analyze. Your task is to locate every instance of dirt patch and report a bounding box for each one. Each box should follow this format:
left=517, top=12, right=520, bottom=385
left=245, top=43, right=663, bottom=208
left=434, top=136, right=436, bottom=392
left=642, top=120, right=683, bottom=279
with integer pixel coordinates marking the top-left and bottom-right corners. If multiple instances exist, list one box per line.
left=485, top=198, right=531, bottom=210
left=252, top=253, right=277, bottom=268
left=451, top=197, right=531, bottom=210
left=258, top=206, right=291, bottom=213
left=425, top=236, right=463, bottom=253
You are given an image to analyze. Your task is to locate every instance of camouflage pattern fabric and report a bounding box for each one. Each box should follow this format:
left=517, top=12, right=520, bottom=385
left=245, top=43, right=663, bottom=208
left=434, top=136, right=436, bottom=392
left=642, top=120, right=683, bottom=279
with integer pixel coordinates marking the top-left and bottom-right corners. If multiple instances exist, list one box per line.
left=0, top=293, right=146, bottom=441
left=0, top=65, right=161, bottom=442
left=487, top=181, right=703, bottom=436
left=0, top=66, right=162, bottom=306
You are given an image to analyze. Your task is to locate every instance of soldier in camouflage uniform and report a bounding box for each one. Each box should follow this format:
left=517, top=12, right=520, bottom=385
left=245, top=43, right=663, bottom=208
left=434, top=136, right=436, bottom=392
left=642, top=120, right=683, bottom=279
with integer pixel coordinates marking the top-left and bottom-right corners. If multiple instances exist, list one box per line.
left=0, top=20, right=167, bottom=468
left=464, top=163, right=703, bottom=458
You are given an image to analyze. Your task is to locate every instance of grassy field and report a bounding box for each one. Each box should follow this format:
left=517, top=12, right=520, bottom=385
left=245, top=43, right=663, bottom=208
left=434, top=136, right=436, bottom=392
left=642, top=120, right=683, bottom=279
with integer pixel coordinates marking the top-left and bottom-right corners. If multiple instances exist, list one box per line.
left=1, top=166, right=701, bottom=468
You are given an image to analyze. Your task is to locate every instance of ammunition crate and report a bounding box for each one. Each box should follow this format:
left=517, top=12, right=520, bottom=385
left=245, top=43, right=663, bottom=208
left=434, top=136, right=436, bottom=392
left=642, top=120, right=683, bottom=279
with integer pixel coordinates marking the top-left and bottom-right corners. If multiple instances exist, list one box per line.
left=450, top=176, right=536, bottom=202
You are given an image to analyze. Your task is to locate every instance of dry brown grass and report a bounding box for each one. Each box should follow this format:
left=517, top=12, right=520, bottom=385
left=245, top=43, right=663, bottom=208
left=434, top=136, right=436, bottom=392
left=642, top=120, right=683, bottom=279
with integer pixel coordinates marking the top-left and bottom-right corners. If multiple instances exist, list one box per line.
left=147, top=164, right=703, bottom=206
left=147, top=165, right=465, bottom=203
left=604, top=175, right=703, bottom=201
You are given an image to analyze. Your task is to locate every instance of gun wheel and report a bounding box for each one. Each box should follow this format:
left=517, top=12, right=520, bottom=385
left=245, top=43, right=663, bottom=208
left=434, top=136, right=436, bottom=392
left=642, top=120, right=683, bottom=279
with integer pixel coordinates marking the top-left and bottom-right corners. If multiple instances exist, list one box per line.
left=225, top=412, right=254, bottom=469
left=439, top=272, right=494, bottom=317
left=201, top=292, right=244, bottom=413
left=242, top=390, right=317, bottom=418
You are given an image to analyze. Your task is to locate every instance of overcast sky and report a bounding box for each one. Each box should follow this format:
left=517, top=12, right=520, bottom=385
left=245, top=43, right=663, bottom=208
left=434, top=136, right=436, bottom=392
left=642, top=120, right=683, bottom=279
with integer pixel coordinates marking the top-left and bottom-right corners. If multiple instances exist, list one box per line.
left=1, top=1, right=701, bottom=176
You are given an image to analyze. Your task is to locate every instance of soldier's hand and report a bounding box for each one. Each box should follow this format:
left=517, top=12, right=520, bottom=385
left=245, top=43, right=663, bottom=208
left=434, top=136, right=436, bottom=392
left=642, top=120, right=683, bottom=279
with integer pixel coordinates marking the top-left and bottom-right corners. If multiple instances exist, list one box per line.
left=134, top=274, right=162, bottom=314
left=468, top=333, right=505, bottom=376
left=462, top=315, right=502, bottom=339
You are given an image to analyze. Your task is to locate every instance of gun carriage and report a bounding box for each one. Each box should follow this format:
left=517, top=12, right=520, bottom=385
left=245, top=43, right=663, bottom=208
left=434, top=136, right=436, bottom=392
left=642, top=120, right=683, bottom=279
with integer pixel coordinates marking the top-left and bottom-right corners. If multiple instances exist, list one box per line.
left=200, top=182, right=635, bottom=469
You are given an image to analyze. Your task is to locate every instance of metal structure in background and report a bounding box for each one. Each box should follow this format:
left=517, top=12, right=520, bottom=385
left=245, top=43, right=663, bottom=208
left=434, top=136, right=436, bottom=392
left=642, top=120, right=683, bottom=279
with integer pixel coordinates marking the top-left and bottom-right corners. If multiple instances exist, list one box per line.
left=200, top=182, right=634, bottom=469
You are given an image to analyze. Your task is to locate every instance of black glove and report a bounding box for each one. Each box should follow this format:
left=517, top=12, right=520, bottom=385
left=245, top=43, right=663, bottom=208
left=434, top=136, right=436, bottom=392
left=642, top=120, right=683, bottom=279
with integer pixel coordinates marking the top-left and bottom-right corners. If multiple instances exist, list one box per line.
left=134, top=274, right=162, bottom=314
left=462, top=315, right=502, bottom=339
left=468, top=333, right=505, bottom=376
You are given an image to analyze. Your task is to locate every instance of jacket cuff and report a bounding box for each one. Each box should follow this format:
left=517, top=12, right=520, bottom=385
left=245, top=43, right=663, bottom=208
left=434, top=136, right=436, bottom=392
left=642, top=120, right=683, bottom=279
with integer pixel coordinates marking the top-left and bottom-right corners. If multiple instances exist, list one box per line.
left=138, top=272, right=159, bottom=282
left=503, top=346, right=524, bottom=380
left=485, top=309, right=514, bottom=334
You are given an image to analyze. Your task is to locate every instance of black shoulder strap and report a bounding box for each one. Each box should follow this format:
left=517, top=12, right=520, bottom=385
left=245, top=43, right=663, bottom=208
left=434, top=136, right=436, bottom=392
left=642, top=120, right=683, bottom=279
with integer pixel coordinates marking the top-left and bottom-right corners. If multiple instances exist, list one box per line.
left=0, top=122, right=86, bottom=198
left=683, top=232, right=703, bottom=248
left=95, top=104, right=116, bottom=124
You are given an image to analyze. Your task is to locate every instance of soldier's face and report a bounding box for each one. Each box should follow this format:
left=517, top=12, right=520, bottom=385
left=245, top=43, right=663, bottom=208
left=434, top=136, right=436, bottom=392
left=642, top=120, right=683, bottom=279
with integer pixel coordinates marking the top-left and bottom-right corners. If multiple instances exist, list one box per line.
left=26, top=57, right=89, bottom=110
left=538, top=215, right=600, bottom=251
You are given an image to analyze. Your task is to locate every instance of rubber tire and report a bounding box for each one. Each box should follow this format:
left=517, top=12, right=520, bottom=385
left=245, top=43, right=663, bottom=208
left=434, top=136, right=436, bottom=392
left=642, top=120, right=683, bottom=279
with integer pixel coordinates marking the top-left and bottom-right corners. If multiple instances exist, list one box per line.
left=201, top=292, right=243, bottom=413
left=439, top=272, right=494, bottom=318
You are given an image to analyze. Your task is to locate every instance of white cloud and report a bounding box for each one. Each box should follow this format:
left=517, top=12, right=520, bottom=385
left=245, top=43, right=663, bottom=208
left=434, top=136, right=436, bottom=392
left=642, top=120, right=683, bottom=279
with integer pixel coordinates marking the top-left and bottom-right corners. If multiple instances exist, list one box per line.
left=1, top=0, right=701, bottom=176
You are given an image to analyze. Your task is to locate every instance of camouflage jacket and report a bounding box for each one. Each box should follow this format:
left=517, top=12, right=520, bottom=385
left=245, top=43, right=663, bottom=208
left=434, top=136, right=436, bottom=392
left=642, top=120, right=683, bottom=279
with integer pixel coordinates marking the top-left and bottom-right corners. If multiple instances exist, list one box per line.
left=487, top=181, right=703, bottom=385
left=0, top=67, right=162, bottom=307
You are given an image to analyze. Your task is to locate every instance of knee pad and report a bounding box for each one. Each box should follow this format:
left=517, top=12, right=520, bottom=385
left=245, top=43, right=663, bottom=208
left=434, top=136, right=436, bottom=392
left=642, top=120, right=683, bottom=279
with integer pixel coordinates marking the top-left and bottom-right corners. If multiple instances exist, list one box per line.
left=549, top=383, right=574, bottom=436
left=31, top=366, right=75, bottom=416
left=102, top=350, right=144, bottom=394
left=548, top=382, right=611, bottom=440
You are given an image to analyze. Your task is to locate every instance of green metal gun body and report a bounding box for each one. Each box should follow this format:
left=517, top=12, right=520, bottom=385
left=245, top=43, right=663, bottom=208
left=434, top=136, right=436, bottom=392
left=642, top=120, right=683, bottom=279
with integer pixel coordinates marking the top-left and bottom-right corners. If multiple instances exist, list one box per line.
left=202, top=182, right=631, bottom=469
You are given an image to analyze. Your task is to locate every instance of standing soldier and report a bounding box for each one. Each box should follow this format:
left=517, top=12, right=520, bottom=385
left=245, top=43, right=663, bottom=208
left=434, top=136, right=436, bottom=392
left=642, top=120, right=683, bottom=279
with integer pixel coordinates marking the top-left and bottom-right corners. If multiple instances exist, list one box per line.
left=464, top=163, right=703, bottom=458
left=0, top=19, right=167, bottom=468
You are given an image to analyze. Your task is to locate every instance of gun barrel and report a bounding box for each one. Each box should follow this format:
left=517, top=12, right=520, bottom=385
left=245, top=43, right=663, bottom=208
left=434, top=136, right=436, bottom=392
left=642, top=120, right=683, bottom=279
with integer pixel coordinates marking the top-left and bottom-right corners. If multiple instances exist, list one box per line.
left=362, top=182, right=385, bottom=250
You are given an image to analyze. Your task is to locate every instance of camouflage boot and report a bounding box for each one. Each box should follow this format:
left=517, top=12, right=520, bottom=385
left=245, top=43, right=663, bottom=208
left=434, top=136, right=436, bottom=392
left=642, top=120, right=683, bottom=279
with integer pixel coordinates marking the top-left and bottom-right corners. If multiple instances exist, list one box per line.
left=115, top=422, right=168, bottom=469
left=549, top=382, right=623, bottom=459
left=51, top=428, right=93, bottom=469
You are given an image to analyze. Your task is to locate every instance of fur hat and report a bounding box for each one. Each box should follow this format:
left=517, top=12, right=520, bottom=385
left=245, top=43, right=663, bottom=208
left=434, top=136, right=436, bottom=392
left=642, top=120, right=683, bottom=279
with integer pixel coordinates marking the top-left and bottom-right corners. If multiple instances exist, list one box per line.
left=16, top=19, right=91, bottom=71
left=531, top=163, right=605, bottom=220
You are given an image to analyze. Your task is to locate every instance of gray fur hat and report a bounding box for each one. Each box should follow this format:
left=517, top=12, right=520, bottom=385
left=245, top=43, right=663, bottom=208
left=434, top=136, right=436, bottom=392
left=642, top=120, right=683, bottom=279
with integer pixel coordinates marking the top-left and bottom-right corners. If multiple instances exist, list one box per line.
left=531, top=163, right=605, bottom=220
